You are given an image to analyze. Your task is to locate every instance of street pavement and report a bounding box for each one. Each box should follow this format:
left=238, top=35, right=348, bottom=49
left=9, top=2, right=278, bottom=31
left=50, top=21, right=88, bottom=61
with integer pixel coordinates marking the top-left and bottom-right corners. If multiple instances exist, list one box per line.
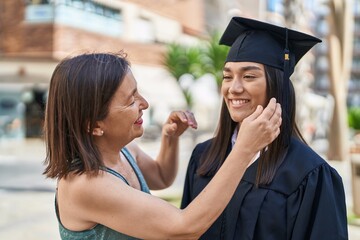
left=1, top=136, right=360, bottom=240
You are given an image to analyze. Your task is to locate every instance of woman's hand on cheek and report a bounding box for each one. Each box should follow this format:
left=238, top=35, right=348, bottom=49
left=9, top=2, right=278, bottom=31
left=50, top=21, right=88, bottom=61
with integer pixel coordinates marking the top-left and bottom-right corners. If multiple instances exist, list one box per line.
left=235, top=98, right=282, bottom=153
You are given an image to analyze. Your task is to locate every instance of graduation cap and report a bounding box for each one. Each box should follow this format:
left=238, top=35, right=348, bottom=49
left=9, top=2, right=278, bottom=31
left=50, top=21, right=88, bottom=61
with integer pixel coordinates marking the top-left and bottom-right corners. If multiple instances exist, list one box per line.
left=219, top=16, right=321, bottom=75
left=219, top=17, right=321, bottom=145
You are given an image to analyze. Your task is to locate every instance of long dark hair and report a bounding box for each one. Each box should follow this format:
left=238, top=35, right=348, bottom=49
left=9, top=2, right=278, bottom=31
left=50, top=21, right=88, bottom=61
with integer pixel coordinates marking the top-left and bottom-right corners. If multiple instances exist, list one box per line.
left=197, top=65, right=306, bottom=186
left=43, top=52, right=130, bottom=179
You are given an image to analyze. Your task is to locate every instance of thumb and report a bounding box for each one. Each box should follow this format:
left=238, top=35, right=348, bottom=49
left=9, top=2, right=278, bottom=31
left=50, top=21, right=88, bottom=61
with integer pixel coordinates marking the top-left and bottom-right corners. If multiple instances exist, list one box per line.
left=245, top=105, right=263, bottom=121
left=163, top=122, right=177, bottom=136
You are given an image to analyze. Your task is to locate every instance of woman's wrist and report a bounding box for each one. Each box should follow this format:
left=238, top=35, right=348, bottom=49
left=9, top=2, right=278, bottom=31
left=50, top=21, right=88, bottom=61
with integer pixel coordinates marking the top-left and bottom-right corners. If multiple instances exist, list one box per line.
left=161, top=132, right=179, bottom=144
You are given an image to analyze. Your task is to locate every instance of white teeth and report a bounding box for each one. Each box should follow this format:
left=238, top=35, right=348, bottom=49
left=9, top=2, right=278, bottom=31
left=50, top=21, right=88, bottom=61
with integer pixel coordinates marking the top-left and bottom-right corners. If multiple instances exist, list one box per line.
left=231, top=99, right=248, bottom=105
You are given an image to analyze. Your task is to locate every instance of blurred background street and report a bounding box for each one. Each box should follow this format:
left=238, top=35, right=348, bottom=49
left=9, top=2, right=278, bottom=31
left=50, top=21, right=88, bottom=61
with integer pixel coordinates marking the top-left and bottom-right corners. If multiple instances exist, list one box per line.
left=1, top=0, right=360, bottom=239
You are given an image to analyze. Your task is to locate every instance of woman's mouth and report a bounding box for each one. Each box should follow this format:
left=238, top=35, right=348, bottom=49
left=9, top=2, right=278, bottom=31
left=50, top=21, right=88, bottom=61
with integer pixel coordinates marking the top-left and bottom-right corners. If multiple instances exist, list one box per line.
left=134, top=118, right=143, bottom=125
left=230, top=99, right=250, bottom=107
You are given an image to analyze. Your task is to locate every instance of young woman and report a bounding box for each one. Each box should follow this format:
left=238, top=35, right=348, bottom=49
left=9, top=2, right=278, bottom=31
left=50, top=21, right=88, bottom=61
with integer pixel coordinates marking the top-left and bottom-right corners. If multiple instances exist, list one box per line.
left=43, top=51, right=281, bottom=239
left=181, top=17, right=348, bottom=239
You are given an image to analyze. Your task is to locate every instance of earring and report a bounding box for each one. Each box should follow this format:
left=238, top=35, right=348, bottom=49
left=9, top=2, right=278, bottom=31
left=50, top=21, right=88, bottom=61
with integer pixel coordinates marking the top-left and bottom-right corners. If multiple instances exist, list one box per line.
left=92, top=129, right=104, bottom=136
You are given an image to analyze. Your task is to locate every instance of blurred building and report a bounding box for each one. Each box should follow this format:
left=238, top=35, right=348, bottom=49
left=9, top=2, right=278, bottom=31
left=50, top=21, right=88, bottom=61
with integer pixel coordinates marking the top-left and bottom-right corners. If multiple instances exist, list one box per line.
left=350, top=0, right=360, bottom=107
left=204, top=0, right=267, bottom=32
left=2, top=0, right=358, bottom=141
left=311, top=0, right=360, bottom=108
left=0, top=0, right=205, bottom=139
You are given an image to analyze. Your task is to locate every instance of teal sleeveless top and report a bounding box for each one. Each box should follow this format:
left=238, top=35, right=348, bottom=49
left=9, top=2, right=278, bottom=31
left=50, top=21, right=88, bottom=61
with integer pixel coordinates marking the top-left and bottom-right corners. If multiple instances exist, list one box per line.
left=55, top=148, right=150, bottom=240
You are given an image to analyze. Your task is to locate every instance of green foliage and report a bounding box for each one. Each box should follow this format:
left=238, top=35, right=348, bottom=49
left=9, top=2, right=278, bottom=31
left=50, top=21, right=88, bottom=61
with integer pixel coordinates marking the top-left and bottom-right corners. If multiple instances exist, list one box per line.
left=183, top=91, right=193, bottom=109
left=164, top=43, right=190, bottom=80
left=163, top=44, right=206, bottom=80
left=163, top=43, right=203, bottom=108
left=186, top=46, right=206, bottom=79
left=202, top=31, right=229, bottom=90
left=163, top=32, right=229, bottom=108
left=348, top=107, right=360, bottom=130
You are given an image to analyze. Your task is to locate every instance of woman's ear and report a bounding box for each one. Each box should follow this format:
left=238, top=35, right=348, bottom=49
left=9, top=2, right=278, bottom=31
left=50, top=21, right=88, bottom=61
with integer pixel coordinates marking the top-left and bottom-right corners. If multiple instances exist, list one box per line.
left=87, top=121, right=104, bottom=136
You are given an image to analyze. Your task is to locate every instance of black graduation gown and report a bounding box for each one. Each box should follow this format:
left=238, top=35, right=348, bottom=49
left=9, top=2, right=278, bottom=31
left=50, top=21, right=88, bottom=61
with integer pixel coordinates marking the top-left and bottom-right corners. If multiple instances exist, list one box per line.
left=181, top=137, right=348, bottom=240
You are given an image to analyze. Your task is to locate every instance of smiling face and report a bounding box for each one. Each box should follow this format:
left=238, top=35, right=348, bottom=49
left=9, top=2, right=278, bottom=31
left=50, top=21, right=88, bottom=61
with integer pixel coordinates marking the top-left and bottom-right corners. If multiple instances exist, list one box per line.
left=221, top=61, right=267, bottom=123
left=98, top=69, right=149, bottom=145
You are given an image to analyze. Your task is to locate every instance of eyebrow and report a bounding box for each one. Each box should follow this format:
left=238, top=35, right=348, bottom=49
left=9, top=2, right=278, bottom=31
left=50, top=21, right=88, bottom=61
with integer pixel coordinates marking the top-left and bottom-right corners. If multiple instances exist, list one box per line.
left=223, top=65, right=262, bottom=72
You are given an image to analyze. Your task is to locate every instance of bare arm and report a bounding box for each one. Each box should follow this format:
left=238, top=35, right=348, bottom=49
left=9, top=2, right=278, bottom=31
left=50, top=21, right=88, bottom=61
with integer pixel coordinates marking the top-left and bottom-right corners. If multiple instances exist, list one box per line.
left=70, top=99, right=281, bottom=239
left=132, top=110, right=197, bottom=190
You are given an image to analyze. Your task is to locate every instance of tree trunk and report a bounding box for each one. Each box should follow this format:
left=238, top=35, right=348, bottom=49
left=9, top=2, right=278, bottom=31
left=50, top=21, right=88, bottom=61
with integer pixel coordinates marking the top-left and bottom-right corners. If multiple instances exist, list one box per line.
left=327, top=0, right=354, bottom=161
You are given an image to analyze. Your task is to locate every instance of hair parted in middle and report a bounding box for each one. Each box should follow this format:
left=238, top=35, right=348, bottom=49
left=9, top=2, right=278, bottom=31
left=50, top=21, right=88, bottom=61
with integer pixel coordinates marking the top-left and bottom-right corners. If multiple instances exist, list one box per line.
left=197, top=65, right=305, bottom=186
left=43, top=51, right=131, bottom=179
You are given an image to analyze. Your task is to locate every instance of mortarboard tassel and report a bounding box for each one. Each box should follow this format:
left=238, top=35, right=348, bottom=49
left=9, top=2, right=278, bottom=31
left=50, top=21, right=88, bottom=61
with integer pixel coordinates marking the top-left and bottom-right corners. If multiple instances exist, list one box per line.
left=282, top=28, right=291, bottom=147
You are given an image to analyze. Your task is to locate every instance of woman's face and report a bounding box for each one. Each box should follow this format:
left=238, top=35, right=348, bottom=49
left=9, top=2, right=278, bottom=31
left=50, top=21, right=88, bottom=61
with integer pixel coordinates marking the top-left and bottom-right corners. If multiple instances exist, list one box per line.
left=99, top=69, right=149, bottom=145
left=221, top=61, right=267, bottom=123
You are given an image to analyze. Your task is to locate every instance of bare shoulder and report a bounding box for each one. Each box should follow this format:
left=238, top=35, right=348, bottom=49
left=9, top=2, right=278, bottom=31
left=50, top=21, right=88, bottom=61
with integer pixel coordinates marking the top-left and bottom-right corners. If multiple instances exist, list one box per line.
left=57, top=171, right=140, bottom=230
left=58, top=172, right=116, bottom=207
left=65, top=171, right=130, bottom=200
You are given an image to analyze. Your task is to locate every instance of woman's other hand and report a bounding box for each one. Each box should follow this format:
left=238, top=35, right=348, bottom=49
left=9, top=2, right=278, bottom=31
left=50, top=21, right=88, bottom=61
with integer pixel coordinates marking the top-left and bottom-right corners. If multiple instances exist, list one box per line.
left=162, top=110, right=198, bottom=137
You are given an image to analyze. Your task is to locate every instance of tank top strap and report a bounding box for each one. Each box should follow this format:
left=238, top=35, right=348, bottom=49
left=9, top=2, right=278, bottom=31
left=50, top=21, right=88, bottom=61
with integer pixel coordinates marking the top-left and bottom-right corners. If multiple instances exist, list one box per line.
left=121, top=147, right=150, bottom=193
left=100, top=166, right=130, bottom=186
left=121, top=147, right=137, bottom=166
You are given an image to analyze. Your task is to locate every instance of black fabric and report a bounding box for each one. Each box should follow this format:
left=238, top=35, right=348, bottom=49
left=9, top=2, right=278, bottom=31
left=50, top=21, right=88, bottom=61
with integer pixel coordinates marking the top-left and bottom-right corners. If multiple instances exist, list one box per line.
left=219, top=16, right=322, bottom=75
left=180, top=137, right=348, bottom=240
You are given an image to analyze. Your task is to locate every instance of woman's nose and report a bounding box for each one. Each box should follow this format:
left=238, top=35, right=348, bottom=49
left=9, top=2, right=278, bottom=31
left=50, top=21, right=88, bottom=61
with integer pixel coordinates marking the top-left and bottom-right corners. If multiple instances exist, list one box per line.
left=139, top=95, right=149, bottom=110
left=229, top=80, right=244, bottom=94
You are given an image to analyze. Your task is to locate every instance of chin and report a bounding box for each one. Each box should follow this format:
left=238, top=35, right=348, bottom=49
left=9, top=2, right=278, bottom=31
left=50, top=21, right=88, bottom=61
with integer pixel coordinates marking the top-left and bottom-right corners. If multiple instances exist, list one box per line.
left=230, top=114, right=248, bottom=123
left=135, top=129, right=144, bottom=138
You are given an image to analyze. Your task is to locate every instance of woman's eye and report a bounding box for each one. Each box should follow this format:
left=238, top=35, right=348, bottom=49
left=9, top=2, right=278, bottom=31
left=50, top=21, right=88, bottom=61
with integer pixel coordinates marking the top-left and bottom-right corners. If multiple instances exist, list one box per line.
left=244, top=75, right=255, bottom=79
left=129, top=94, right=141, bottom=106
left=128, top=97, right=136, bottom=106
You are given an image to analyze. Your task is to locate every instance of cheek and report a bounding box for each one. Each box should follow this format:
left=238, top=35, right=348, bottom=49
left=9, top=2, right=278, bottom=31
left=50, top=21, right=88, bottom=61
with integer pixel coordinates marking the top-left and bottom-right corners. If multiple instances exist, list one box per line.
left=261, top=88, right=268, bottom=106
left=253, top=83, right=267, bottom=106
left=255, top=91, right=267, bottom=107
left=221, top=83, right=229, bottom=97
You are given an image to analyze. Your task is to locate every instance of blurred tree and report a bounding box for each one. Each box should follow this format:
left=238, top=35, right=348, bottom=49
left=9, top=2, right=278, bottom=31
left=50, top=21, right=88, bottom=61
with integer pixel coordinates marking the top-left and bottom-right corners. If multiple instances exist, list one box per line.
left=327, top=0, right=354, bottom=161
left=201, top=32, right=229, bottom=92
left=348, top=107, right=360, bottom=131
left=163, top=43, right=203, bottom=109
left=163, top=32, right=228, bottom=108
left=164, top=43, right=190, bottom=81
